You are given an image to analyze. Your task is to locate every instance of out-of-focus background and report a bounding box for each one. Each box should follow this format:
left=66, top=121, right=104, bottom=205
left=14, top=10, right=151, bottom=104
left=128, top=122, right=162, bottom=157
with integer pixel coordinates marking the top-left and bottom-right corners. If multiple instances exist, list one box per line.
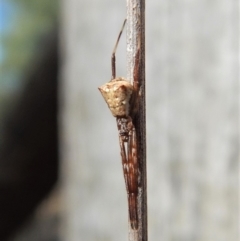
left=0, top=0, right=238, bottom=240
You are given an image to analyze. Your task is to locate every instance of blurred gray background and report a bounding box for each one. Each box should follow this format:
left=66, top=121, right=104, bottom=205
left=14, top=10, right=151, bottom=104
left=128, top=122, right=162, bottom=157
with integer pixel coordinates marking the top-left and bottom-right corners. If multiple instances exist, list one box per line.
left=0, top=0, right=238, bottom=240
left=60, top=0, right=238, bottom=241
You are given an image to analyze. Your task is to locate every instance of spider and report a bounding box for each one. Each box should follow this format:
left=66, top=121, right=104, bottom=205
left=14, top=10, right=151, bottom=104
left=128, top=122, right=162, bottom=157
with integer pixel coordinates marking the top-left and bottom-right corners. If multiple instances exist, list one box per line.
left=98, top=19, right=141, bottom=230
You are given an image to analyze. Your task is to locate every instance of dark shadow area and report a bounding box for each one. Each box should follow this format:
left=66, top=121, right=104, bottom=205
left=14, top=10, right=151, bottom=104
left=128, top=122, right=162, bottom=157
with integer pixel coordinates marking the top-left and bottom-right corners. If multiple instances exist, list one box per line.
left=0, top=29, right=59, bottom=241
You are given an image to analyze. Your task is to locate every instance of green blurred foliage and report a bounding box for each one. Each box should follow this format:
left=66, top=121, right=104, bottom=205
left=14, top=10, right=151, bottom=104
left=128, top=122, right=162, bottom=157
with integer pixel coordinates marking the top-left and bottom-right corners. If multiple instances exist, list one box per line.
left=0, top=0, right=58, bottom=117
left=2, top=0, right=58, bottom=81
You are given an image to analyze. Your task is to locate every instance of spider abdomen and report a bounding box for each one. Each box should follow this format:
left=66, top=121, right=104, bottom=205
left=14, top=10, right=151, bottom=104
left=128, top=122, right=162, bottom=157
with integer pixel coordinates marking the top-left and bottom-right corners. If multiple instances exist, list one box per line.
left=98, top=77, right=133, bottom=117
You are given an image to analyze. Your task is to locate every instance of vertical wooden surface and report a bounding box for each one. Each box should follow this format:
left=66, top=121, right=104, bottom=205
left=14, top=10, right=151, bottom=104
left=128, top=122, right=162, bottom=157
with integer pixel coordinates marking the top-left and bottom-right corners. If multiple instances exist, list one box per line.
left=60, top=0, right=238, bottom=241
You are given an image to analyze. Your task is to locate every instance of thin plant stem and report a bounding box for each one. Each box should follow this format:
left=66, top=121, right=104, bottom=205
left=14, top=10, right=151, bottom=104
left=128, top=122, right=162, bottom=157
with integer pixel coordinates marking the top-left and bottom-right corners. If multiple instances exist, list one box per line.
left=126, top=0, right=147, bottom=240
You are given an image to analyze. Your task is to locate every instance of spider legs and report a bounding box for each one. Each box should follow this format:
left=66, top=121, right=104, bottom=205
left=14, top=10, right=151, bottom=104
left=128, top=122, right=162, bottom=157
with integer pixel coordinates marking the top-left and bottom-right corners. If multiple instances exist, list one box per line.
left=111, top=19, right=127, bottom=80
left=117, top=117, right=139, bottom=229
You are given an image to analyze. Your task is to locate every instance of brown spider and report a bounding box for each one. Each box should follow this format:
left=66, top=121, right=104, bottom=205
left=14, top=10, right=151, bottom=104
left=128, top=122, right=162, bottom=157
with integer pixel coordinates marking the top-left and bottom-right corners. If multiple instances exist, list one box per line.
left=98, top=19, right=140, bottom=230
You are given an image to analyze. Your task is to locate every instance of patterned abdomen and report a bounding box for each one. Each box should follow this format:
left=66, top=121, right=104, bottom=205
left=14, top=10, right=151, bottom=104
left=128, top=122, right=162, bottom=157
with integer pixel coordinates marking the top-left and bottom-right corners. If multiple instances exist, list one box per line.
left=98, top=78, right=133, bottom=117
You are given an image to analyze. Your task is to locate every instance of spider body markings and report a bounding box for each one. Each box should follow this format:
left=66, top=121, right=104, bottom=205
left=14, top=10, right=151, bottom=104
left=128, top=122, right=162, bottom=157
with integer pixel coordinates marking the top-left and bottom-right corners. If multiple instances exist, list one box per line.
left=98, top=19, right=140, bottom=230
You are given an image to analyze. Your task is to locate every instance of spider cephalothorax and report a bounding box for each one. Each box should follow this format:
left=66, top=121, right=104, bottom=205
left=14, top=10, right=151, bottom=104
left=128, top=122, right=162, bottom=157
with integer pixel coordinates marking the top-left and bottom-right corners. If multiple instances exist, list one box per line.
left=98, top=19, right=140, bottom=230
